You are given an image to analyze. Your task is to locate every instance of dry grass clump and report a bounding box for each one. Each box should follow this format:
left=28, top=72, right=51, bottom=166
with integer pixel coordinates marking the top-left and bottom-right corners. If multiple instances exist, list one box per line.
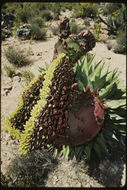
left=5, top=46, right=30, bottom=67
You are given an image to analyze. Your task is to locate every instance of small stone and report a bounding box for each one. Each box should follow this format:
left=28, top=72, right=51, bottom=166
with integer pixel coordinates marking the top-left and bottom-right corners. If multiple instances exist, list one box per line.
left=12, top=76, right=21, bottom=82
left=99, top=163, right=104, bottom=171
left=37, top=52, right=42, bottom=56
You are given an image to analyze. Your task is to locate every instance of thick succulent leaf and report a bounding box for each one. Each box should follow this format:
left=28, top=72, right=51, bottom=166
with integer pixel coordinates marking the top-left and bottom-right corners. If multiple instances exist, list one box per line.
left=84, top=142, right=93, bottom=160
left=65, top=146, right=70, bottom=158
left=100, top=64, right=109, bottom=78
left=106, top=99, right=126, bottom=109
left=87, top=54, right=95, bottom=73
left=54, top=148, right=58, bottom=157
left=93, top=142, right=102, bottom=158
left=96, top=133, right=108, bottom=153
left=60, top=145, right=70, bottom=158
left=92, top=75, right=106, bottom=89
left=109, top=112, right=125, bottom=120
left=89, top=60, right=103, bottom=81
left=110, top=107, right=126, bottom=118
left=81, top=56, right=89, bottom=76
left=103, top=128, right=114, bottom=139
left=99, top=81, right=115, bottom=98
left=77, top=79, right=85, bottom=91
left=73, top=145, right=84, bottom=159
left=80, top=71, right=89, bottom=88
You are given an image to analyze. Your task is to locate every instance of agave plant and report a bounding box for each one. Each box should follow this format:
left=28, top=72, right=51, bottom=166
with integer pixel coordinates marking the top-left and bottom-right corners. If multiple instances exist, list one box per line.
left=53, top=54, right=126, bottom=159
left=4, top=17, right=126, bottom=160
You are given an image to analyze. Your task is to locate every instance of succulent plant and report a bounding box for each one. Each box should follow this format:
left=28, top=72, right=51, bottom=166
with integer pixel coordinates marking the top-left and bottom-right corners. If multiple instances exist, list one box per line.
left=4, top=17, right=126, bottom=160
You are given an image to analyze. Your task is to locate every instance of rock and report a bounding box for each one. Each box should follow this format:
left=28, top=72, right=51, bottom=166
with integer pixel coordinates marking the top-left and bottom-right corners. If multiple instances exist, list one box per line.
left=106, top=40, right=117, bottom=51
left=16, top=24, right=31, bottom=40
left=99, top=163, right=105, bottom=171
left=12, top=76, right=21, bottom=83
left=2, top=28, right=12, bottom=38
left=36, top=52, right=42, bottom=56
left=2, top=10, right=15, bottom=28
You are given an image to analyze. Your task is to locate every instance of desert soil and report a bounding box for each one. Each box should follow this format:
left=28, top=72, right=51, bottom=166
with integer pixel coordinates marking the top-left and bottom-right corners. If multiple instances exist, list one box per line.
left=1, top=23, right=126, bottom=187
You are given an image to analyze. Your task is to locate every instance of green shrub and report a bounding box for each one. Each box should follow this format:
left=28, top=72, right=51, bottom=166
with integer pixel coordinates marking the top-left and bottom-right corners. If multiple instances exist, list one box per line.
left=73, top=3, right=99, bottom=18
left=102, top=3, right=122, bottom=15
left=70, top=22, right=79, bottom=34
left=40, top=9, right=52, bottom=21
left=114, top=31, right=126, bottom=54
left=4, top=3, right=21, bottom=14
left=21, top=71, right=35, bottom=85
left=4, top=65, right=16, bottom=77
left=5, top=46, right=29, bottom=67
left=30, top=24, right=47, bottom=40
left=50, top=3, right=61, bottom=20
left=31, top=17, right=45, bottom=28
left=104, top=4, right=126, bottom=35
left=60, top=2, right=73, bottom=10
left=52, top=12, right=59, bottom=20
left=70, top=19, right=80, bottom=34
left=15, top=6, right=33, bottom=23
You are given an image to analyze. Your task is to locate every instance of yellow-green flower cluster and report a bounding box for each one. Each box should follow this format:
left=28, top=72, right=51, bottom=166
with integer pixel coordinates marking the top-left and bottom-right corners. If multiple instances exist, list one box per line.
left=19, top=53, right=68, bottom=155
left=3, top=71, right=45, bottom=140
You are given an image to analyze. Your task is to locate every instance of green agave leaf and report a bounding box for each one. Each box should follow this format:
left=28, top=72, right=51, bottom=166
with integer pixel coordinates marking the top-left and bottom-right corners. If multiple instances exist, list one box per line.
left=106, top=71, right=113, bottom=82
left=103, top=129, right=114, bottom=138
left=96, top=133, right=108, bottom=153
left=64, top=145, right=70, bottom=158
left=93, top=75, right=106, bottom=89
left=77, top=79, right=85, bottom=91
left=105, top=69, right=118, bottom=83
left=109, top=113, right=125, bottom=120
left=100, top=64, right=109, bottom=78
left=54, top=148, right=58, bottom=157
left=112, top=134, right=119, bottom=141
left=84, top=142, right=93, bottom=160
left=105, top=121, right=126, bottom=132
left=89, top=60, right=103, bottom=81
left=93, top=142, right=102, bottom=158
left=60, top=145, right=70, bottom=158
left=99, top=81, right=115, bottom=98
left=73, top=63, right=77, bottom=73
left=74, top=145, right=84, bottom=159
left=110, top=107, right=126, bottom=118
left=75, top=64, right=82, bottom=81
left=80, top=71, right=89, bottom=88
left=106, top=83, right=119, bottom=99
left=81, top=56, right=89, bottom=76
left=106, top=99, right=126, bottom=109
left=87, top=55, right=95, bottom=74
left=69, top=149, right=75, bottom=159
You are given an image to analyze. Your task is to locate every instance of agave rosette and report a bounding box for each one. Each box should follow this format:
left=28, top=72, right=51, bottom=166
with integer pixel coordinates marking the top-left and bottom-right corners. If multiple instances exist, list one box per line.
left=53, top=54, right=126, bottom=159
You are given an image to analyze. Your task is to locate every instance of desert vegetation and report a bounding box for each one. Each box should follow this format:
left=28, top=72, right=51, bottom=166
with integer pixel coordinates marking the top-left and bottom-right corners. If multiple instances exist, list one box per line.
left=1, top=2, right=126, bottom=54
left=1, top=2, right=126, bottom=188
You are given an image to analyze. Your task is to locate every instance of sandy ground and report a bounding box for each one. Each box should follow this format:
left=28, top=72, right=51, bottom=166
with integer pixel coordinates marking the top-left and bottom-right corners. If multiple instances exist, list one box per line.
left=1, top=31, right=126, bottom=187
